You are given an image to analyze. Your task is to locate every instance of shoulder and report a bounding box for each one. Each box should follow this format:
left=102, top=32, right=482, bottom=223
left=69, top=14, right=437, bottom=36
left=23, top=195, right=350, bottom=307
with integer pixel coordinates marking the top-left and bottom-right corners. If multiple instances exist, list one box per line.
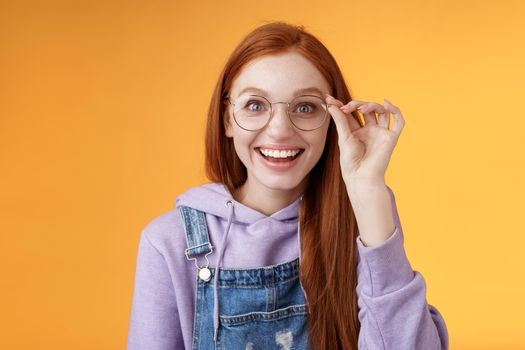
left=138, top=181, right=225, bottom=258
left=141, top=207, right=187, bottom=258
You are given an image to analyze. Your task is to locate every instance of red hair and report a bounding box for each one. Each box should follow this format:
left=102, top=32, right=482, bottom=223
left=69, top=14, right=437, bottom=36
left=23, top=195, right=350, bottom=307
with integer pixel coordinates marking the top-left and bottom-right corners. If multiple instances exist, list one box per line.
left=205, top=21, right=364, bottom=350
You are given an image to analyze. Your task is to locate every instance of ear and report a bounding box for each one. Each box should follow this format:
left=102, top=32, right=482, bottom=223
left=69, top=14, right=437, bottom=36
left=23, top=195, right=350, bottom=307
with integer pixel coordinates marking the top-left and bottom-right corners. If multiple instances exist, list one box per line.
left=223, top=112, right=234, bottom=138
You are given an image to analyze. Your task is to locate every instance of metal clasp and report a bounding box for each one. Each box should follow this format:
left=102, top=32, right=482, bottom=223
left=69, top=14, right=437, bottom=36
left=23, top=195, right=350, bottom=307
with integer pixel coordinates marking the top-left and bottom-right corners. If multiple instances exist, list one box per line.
left=185, top=243, right=214, bottom=282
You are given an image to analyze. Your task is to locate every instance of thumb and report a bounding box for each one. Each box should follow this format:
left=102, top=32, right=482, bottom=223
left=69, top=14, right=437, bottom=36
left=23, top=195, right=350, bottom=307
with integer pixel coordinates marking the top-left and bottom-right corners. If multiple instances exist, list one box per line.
left=326, top=94, right=356, bottom=144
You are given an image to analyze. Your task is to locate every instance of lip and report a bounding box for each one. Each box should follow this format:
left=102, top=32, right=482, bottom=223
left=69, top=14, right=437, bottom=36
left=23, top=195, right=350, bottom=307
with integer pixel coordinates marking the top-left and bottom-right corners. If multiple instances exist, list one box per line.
left=255, top=144, right=304, bottom=151
left=255, top=148, right=304, bottom=171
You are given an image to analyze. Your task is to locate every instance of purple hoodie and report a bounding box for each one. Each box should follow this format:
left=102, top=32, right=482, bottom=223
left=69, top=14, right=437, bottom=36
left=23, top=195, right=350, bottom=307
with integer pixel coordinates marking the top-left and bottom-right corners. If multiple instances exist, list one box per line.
left=126, top=182, right=449, bottom=349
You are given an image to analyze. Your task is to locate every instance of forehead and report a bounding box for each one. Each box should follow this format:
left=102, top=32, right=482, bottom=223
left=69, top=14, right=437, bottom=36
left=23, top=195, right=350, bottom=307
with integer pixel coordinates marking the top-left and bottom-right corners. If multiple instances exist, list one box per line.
left=230, top=51, right=330, bottom=99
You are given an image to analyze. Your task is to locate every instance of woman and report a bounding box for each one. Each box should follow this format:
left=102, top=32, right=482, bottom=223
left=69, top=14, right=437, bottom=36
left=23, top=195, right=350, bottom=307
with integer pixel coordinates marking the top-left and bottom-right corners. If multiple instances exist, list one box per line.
left=127, top=22, right=449, bottom=349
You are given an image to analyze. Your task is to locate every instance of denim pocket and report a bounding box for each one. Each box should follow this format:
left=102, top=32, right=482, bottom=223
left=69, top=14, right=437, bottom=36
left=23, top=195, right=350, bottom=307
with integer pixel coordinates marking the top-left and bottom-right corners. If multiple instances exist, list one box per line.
left=218, top=272, right=306, bottom=311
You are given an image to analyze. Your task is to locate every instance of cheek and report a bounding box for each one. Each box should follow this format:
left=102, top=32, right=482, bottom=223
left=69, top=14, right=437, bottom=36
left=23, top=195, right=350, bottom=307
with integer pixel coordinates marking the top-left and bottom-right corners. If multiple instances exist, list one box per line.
left=306, top=130, right=330, bottom=163
left=232, top=132, right=256, bottom=158
left=311, top=130, right=329, bottom=152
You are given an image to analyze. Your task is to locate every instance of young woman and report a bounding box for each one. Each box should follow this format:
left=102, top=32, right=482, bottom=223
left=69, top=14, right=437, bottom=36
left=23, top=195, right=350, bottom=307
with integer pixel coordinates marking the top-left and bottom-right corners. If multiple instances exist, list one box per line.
left=127, top=22, right=449, bottom=350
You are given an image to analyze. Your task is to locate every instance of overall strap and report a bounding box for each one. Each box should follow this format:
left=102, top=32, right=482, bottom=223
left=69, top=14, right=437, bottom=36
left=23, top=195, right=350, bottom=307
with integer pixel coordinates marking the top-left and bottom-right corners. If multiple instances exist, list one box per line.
left=178, top=205, right=213, bottom=259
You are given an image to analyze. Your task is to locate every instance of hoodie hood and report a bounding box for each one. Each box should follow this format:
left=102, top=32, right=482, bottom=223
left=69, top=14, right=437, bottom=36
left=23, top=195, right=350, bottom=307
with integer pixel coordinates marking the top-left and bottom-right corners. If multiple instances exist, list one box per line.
left=174, top=182, right=304, bottom=267
left=175, top=182, right=302, bottom=224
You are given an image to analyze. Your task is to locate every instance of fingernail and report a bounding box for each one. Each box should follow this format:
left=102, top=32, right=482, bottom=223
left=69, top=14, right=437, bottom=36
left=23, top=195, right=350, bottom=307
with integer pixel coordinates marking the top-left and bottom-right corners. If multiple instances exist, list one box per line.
left=357, top=104, right=367, bottom=110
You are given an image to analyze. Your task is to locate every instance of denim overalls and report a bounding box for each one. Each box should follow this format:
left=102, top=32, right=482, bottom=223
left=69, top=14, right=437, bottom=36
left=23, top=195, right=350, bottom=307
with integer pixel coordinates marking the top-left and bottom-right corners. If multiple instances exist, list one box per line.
left=179, top=199, right=310, bottom=350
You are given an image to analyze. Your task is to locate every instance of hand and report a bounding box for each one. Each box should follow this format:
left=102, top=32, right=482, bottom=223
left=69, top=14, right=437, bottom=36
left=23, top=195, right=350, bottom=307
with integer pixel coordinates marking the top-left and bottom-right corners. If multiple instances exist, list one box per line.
left=325, top=95, right=405, bottom=187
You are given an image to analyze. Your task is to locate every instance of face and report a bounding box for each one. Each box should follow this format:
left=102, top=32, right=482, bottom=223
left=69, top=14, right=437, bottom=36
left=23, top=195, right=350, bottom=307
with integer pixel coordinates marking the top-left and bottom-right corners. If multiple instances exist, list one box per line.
left=224, top=51, right=332, bottom=198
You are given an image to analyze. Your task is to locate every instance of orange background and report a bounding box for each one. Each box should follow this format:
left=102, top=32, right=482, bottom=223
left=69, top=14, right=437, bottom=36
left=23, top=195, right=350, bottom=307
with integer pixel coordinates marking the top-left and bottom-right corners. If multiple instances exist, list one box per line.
left=1, top=0, right=524, bottom=349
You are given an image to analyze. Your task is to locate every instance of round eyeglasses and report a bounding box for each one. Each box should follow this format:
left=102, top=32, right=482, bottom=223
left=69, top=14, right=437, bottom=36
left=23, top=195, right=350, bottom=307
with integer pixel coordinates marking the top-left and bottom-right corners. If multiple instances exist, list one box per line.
left=224, top=94, right=332, bottom=131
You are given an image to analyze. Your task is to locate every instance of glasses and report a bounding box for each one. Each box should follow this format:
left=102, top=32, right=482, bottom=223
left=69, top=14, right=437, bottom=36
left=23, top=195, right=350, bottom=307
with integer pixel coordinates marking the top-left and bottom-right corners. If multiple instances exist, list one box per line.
left=224, top=94, right=332, bottom=131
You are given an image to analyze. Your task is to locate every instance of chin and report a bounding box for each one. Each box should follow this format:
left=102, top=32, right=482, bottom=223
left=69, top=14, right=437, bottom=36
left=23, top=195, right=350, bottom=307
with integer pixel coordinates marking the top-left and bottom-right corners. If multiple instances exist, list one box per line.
left=257, top=174, right=307, bottom=193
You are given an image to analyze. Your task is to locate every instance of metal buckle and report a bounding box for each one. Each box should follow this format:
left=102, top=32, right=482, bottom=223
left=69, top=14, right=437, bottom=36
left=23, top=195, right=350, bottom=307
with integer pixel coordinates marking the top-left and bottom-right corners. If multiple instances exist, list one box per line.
left=185, top=243, right=214, bottom=282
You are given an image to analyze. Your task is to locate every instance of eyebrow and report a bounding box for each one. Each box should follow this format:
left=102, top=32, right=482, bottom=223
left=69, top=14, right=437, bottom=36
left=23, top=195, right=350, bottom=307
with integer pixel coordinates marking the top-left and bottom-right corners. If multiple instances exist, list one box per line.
left=237, top=86, right=326, bottom=98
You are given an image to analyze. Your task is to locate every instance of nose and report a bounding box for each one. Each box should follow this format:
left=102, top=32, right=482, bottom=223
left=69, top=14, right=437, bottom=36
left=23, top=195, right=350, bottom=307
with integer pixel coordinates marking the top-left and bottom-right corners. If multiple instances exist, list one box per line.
left=264, top=102, right=295, bottom=137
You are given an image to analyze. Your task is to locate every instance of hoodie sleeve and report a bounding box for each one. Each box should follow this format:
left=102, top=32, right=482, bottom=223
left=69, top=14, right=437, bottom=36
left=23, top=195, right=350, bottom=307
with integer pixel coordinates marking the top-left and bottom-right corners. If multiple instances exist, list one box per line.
left=355, top=188, right=449, bottom=350
left=127, top=230, right=182, bottom=350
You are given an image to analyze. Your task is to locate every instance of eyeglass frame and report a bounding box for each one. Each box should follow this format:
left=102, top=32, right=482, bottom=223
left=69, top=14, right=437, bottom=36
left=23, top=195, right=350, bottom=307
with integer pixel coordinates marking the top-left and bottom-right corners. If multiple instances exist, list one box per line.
left=222, top=94, right=333, bottom=132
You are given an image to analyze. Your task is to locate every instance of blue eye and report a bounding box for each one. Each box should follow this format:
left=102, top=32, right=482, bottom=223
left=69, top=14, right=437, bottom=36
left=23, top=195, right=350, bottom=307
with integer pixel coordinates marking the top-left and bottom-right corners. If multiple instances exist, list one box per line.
left=296, top=103, right=315, bottom=113
left=247, top=101, right=263, bottom=111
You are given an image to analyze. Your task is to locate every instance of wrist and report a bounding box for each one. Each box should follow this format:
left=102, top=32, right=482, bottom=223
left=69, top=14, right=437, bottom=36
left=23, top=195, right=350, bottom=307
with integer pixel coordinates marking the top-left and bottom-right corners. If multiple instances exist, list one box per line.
left=346, top=182, right=396, bottom=248
left=345, top=178, right=387, bottom=194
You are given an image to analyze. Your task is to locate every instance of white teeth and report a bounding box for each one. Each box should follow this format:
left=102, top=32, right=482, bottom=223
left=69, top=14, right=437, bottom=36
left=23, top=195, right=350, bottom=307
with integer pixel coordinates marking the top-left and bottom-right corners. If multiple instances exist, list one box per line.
left=259, top=148, right=301, bottom=158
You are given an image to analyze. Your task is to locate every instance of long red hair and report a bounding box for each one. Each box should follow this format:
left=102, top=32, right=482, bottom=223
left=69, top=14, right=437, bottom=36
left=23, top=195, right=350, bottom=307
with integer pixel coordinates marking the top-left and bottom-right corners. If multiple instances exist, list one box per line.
left=204, top=21, right=364, bottom=350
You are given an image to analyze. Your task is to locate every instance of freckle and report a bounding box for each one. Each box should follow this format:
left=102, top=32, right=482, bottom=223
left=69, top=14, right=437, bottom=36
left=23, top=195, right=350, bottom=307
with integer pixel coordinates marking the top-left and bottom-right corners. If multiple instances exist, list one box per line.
left=245, top=342, right=254, bottom=350
left=275, top=329, right=293, bottom=350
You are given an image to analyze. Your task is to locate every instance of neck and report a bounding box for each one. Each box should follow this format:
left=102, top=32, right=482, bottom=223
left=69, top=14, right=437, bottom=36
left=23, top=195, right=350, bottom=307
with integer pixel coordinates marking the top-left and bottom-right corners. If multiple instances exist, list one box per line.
left=232, top=178, right=307, bottom=216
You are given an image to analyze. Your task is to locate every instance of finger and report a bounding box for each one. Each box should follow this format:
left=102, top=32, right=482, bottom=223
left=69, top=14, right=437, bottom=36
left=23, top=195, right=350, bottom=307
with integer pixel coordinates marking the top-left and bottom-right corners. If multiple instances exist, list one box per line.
left=325, top=95, right=357, bottom=143
left=361, top=106, right=377, bottom=126
left=361, top=102, right=390, bottom=129
left=377, top=108, right=390, bottom=129
left=326, top=95, right=362, bottom=131
left=360, top=102, right=389, bottom=126
left=341, top=100, right=377, bottom=126
left=339, top=100, right=368, bottom=112
left=341, top=108, right=362, bottom=132
left=383, top=98, right=405, bottom=137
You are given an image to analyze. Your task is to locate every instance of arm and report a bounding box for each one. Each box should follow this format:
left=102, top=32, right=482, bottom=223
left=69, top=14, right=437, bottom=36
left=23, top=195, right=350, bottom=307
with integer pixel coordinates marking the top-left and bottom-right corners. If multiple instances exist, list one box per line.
left=126, top=230, right=182, bottom=350
left=352, top=185, right=449, bottom=349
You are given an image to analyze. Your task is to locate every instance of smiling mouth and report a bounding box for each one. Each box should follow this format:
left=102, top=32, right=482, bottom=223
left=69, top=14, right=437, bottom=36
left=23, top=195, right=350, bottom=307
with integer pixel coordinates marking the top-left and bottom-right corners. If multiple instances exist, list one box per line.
left=254, top=147, right=305, bottom=161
